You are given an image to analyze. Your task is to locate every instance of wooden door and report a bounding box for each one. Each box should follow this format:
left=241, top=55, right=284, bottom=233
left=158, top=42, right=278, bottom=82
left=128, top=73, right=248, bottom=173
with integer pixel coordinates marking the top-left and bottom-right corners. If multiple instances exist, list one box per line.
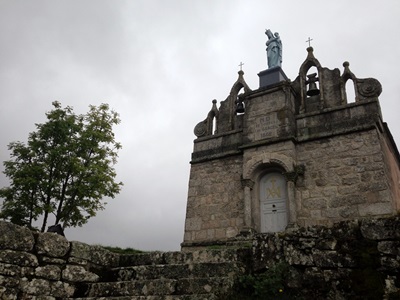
left=260, top=172, right=288, bottom=232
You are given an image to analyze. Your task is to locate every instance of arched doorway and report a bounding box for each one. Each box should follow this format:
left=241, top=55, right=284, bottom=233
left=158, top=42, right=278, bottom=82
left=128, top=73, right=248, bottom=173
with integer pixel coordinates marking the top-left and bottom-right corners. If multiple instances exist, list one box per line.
left=259, top=172, right=288, bottom=232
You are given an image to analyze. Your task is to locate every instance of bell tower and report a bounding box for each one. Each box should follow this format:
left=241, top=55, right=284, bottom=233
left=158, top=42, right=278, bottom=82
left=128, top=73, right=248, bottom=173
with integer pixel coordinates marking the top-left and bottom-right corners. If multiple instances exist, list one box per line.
left=182, top=42, right=400, bottom=249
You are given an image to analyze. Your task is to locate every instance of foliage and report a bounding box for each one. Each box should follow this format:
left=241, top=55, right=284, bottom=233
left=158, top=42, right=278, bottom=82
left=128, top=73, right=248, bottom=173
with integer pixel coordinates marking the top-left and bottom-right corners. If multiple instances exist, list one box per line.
left=348, top=239, right=385, bottom=299
left=225, top=262, right=294, bottom=300
left=0, top=101, right=122, bottom=232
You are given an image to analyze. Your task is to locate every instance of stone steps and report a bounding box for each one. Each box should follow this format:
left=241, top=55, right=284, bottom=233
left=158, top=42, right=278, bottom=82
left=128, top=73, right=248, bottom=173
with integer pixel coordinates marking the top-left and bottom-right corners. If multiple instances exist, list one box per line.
left=118, top=249, right=243, bottom=267
left=70, top=295, right=218, bottom=300
left=81, top=277, right=233, bottom=298
left=67, top=249, right=248, bottom=299
left=113, top=262, right=242, bottom=281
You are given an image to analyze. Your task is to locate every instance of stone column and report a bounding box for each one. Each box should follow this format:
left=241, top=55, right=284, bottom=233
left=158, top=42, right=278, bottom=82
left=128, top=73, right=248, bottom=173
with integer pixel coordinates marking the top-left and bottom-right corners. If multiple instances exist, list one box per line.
left=283, top=165, right=305, bottom=226
left=241, top=179, right=255, bottom=231
left=287, top=180, right=297, bottom=225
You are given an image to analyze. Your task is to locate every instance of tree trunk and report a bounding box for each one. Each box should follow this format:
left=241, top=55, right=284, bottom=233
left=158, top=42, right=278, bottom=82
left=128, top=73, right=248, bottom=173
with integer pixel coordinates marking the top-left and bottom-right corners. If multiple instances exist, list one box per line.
left=41, top=210, right=48, bottom=232
left=55, top=174, right=70, bottom=225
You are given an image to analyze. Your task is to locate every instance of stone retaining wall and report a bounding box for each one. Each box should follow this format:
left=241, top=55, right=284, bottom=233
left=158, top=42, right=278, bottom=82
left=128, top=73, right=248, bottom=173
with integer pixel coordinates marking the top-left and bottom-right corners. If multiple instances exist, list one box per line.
left=0, top=220, right=119, bottom=299
left=1, top=217, right=400, bottom=299
left=251, top=216, right=400, bottom=299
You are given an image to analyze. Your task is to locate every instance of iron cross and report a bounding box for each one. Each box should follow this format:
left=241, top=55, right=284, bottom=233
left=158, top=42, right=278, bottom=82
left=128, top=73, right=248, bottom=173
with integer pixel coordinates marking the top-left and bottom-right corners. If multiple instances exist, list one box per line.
left=306, top=37, right=313, bottom=47
left=238, top=62, right=244, bottom=71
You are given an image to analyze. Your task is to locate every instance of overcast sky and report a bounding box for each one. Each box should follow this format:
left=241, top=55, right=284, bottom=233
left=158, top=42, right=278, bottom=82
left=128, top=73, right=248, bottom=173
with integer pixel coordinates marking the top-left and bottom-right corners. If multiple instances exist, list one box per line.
left=0, top=1, right=399, bottom=251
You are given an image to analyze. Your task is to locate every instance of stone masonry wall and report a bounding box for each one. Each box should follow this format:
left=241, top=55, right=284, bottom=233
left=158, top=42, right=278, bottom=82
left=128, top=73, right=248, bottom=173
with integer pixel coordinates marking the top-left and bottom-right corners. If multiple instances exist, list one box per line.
left=1, top=217, right=400, bottom=299
left=0, top=220, right=119, bottom=299
left=296, top=128, right=394, bottom=227
left=243, top=85, right=295, bottom=143
left=380, top=125, right=400, bottom=211
left=250, top=216, right=400, bottom=299
left=183, top=155, right=244, bottom=246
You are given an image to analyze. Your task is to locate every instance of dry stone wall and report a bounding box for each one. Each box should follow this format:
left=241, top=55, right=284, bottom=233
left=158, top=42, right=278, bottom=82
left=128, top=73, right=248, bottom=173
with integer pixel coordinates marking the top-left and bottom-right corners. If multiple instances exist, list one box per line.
left=250, top=216, right=400, bottom=299
left=0, top=220, right=119, bottom=299
left=1, top=217, right=400, bottom=299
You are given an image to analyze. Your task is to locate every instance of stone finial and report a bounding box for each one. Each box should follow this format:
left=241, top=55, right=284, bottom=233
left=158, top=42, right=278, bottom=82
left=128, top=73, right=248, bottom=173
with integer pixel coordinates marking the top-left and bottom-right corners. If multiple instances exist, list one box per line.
left=341, top=61, right=382, bottom=101
left=193, top=99, right=219, bottom=137
left=306, top=46, right=315, bottom=59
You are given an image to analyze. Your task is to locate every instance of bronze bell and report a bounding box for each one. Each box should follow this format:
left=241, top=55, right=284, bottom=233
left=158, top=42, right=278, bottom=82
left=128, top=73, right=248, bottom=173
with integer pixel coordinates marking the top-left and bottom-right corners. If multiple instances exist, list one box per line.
left=306, top=73, right=320, bottom=96
left=236, top=101, right=245, bottom=113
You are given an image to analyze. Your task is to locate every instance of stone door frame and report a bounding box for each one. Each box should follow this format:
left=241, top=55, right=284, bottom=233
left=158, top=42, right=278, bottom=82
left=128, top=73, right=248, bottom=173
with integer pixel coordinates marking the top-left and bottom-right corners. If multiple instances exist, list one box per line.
left=242, top=153, right=297, bottom=233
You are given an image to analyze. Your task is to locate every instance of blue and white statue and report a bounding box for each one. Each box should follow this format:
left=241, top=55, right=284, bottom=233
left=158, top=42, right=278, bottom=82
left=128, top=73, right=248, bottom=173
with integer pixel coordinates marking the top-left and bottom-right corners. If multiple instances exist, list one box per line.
left=265, top=29, right=282, bottom=68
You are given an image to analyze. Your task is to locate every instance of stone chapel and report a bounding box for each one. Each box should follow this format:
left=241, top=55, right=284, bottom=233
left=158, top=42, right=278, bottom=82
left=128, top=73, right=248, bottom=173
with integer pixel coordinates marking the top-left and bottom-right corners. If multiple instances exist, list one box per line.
left=181, top=46, right=400, bottom=249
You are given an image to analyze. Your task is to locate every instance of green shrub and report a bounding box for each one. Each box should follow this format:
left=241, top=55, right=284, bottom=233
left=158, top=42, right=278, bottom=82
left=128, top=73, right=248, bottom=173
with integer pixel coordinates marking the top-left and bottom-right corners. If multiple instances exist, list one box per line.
left=225, top=262, right=294, bottom=300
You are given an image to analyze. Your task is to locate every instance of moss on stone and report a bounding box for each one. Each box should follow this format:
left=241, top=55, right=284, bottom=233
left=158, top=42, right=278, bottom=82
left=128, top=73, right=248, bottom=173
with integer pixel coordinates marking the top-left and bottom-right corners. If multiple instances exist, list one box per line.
left=348, top=239, right=384, bottom=299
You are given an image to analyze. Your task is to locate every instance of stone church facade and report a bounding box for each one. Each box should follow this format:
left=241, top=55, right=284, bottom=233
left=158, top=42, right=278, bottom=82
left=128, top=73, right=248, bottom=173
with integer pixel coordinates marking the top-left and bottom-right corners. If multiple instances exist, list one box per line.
left=182, top=47, right=400, bottom=248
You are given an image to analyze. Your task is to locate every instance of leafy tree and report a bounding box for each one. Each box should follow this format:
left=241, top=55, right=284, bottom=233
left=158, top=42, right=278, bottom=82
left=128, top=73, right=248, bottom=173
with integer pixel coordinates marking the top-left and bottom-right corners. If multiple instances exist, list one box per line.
left=0, top=101, right=123, bottom=232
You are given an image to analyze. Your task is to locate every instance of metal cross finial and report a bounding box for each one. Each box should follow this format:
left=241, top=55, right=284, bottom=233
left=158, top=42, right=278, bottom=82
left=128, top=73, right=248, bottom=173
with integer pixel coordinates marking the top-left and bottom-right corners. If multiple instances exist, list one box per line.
left=306, top=37, right=313, bottom=47
left=238, top=62, right=244, bottom=71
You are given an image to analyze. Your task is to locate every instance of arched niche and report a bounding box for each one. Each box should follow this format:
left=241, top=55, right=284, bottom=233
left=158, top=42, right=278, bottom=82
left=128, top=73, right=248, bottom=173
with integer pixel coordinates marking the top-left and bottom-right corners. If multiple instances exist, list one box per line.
left=235, top=87, right=245, bottom=116
left=345, top=79, right=357, bottom=103
left=298, top=47, right=324, bottom=113
left=218, top=71, right=252, bottom=132
left=304, top=66, right=321, bottom=112
left=242, top=153, right=297, bottom=233
left=341, top=61, right=359, bottom=104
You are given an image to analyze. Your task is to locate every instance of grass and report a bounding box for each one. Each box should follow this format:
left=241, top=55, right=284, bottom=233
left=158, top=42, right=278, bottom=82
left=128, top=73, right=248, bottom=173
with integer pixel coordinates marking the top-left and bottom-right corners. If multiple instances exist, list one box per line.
left=101, top=245, right=144, bottom=254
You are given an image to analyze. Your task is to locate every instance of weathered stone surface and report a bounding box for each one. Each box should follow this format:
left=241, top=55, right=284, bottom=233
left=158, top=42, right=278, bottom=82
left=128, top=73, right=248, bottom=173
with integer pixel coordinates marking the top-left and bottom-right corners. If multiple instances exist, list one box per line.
left=284, top=244, right=313, bottom=266
left=70, top=241, right=92, bottom=260
left=183, top=156, right=244, bottom=245
left=62, top=265, right=99, bottom=282
left=117, top=261, right=240, bottom=281
left=20, top=278, right=52, bottom=296
left=0, top=249, right=38, bottom=267
left=70, top=241, right=119, bottom=267
left=1, top=218, right=400, bottom=299
left=36, top=232, right=70, bottom=258
left=68, top=256, right=88, bottom=265
left=377, top=241, right=400, bottom=255
left=87, top=277, right=233, bottom=297
left=0, top=262, right=22, bottom=277
left=380, top=256, right=400, bottom=271
left=0, top=274, right=19, bottom=287
left=0, top=221, right=34, bottom=251
left=50, top=281, right=75, bottom=298
left=0, top=287, right=18, bottom=300
left=360, top=217, right=400, bottom=240
left=19, top=296, right=56, bottom=300
left=35, top=265, right=61, bottom=281
left=41, top=256, right=66, bottom=264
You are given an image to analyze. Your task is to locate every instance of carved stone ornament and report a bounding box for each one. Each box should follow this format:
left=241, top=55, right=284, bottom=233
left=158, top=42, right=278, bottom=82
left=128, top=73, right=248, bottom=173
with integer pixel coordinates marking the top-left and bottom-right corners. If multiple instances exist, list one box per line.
left=194, top=121, right=207, bottom=137
left=356, top=78, right=382, bottom=98
left=283, top=164, right=305, bottom=183
left=241, top=178, right=255, bottom=189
